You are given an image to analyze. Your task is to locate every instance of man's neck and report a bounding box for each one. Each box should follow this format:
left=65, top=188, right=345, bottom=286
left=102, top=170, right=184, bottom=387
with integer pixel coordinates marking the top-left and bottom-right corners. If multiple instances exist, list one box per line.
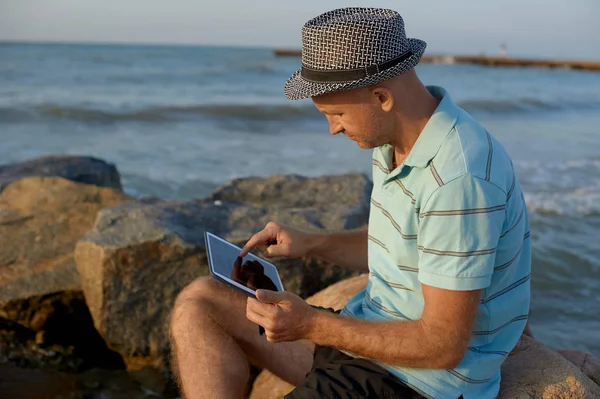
left=391, top=86, right=440, bottom=167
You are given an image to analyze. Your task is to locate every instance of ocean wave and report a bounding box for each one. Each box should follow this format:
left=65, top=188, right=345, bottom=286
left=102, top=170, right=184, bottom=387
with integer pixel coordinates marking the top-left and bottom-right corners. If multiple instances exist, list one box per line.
left=236, top=62, right=279, bottom=74
left=0, top=104, right=321, bottom=123
left=457, top=97, right=599, bottom=114
left=3, top=95, right=599, bottom=126
left=525, top=189, right=600, bottom=217
left=517, top=158, right=600, bottom=217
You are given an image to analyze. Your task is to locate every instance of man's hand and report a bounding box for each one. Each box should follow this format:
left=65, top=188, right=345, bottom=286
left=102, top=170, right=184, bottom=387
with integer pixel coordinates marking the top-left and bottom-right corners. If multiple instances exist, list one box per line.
left=239, top=222, right=321, bottom=259
left=246, top=290, right=318, bottom=343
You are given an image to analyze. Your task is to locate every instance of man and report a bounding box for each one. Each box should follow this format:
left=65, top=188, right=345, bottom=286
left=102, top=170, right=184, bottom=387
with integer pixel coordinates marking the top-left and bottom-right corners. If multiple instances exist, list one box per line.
left=170, top=7, right=531, bottom=399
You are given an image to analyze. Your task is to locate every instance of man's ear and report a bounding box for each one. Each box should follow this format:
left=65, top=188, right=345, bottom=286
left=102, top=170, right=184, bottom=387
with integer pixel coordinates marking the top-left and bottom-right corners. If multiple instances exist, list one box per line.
left=371, top=87, right=394, bottom=112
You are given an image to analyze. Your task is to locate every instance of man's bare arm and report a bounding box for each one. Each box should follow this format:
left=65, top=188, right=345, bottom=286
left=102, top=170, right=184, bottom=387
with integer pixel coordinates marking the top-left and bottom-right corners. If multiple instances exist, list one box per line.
left=307, top=284, right=481, bottom=369
left=308, top=227, right=369, bottom=273
left=240, top=223, right=368, bottom=273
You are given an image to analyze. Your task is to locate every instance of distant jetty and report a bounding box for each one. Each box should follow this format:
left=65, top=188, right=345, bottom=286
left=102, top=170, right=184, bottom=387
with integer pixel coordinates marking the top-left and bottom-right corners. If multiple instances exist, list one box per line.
left=273, top=50, right=600, bottom=72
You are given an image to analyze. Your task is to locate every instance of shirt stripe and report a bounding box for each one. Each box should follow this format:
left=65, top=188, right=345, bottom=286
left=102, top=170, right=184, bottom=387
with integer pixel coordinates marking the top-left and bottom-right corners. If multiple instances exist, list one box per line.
left=420, top=204, right=505, bottom=218
left=448, top=369, right=492, bottom=384
left=430, top=161, right=444, bottom=186
left=485, top=130, right=493, bottom=181
left=371, top=198, right=418, bottom=240
left=368, top=234, right=388, bottom=252
left=397, top=264, right=419, bottom=273
left=373, top=159, right=389, bottom=174
left=393, top=179, right=417, bottom=204
left=370, top=272, right=413, bottom=291
left=481, top=274, right=530, bottom=304
left=500, top=206, right=524, bottom=238
left=468, top=347, right=509, bottom=356
left=494, top=246, right=523, bottom=272
left=417, top=246, right=497, bottom=257
left=365, top=290, right=409, bottom=319
left=472, top=315, right=529, bottom=336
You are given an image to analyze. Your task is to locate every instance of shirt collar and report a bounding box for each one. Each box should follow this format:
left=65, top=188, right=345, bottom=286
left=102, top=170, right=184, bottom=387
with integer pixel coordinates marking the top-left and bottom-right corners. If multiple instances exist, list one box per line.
left=402, top=85, right=459, bottom=169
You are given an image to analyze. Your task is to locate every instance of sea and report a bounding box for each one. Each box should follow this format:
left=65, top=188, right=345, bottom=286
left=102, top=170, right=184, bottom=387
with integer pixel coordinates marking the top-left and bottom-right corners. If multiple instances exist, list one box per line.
left=1, top=42, right=599, bottom=357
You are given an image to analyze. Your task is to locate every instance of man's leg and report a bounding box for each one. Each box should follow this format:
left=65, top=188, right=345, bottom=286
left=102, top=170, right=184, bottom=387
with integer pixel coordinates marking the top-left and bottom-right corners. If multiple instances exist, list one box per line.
left=169, top=277, right=315, bottom=399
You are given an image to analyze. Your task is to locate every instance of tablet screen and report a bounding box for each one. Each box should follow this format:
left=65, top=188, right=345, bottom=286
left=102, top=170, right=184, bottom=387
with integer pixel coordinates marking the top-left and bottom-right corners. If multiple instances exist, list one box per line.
left=205, top=232, right=284, bottom=296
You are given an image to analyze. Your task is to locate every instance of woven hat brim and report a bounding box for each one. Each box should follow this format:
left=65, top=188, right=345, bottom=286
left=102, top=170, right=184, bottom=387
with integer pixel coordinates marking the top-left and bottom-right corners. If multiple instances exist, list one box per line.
left=284, top=38, right=426, bottom=101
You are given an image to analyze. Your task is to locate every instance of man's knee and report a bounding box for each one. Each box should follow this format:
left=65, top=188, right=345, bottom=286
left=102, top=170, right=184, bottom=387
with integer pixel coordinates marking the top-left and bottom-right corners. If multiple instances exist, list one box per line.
left=171, top=277, right=217, bottom=330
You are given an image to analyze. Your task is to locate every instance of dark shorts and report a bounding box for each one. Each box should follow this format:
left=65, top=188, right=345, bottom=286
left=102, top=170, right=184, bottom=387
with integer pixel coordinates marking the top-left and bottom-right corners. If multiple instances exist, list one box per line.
left=284, top=307, right=426, bottom=399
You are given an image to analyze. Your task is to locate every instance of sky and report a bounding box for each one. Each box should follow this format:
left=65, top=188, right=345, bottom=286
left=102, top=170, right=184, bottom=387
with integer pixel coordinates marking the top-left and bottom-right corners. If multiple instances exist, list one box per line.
left=1, top=0, right=599, bottom=59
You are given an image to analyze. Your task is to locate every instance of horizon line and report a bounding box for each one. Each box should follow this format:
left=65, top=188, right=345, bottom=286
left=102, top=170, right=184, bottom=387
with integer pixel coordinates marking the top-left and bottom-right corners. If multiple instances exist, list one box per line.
left=1, top=39, right=597, bottom=61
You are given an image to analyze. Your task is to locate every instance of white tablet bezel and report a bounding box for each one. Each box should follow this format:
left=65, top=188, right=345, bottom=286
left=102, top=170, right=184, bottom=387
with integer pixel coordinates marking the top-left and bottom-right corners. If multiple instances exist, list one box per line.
left=205, top=231, right=285, bottom=297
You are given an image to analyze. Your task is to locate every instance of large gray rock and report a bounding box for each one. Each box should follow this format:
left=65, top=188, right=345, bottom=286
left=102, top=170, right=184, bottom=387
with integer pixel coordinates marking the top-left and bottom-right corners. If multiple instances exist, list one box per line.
left=74, top=173, right=371, bottom=376
left=0, top=155, right=122, bottom=193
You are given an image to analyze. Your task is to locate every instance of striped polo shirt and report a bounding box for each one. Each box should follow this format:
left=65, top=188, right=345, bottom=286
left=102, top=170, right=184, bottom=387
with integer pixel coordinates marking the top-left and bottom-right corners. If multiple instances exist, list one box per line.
left=341, top=86, right=531, bottom=399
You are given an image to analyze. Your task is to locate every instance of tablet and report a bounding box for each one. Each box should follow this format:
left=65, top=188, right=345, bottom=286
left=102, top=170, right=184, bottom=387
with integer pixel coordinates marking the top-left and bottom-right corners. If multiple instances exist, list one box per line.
left=204, top=231, right=285, bottom=297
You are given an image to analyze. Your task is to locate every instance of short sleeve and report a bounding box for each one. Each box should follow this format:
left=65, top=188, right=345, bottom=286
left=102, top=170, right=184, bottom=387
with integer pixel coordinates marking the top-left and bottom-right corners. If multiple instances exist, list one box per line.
left=417, top=175, right=506, bottom=290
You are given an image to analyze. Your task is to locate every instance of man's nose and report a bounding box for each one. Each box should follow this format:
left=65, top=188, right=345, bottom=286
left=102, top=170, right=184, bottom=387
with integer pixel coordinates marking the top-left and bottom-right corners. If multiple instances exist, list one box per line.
left=329, top=121, right=343, bottom=135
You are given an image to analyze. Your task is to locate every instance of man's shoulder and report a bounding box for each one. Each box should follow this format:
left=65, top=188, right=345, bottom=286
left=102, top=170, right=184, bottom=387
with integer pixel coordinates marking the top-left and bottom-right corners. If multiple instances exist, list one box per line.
left=433, top=108, right=514, bottom=193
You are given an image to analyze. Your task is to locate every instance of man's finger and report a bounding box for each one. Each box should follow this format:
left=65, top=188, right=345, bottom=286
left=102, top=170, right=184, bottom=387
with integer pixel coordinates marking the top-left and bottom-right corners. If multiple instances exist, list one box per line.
left=246, top=306, right=269, bottom=329
left=264, top=243, right=288, bottom=258
left=247, top=297, right=269, bottom=317
left=256, top=289, right=284, bottom=304
left=240, top=229, right=274, bottom=257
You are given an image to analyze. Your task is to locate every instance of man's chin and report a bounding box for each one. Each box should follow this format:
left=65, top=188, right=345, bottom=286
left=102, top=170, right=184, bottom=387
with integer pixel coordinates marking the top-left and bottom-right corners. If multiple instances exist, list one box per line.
left=354, top=139, right=374, bottom=149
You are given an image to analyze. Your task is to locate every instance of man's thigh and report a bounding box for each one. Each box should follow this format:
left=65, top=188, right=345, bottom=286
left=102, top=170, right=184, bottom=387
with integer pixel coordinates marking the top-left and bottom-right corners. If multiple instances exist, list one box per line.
left=176, top=277, right=314, bottom=385
left=285, top=345, right=425, bottom=399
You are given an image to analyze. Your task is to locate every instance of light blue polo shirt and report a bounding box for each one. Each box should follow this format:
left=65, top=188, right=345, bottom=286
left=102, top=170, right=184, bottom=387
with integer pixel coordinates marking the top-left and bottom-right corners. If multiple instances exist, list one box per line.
left=341, top=86, right=531, bottom=399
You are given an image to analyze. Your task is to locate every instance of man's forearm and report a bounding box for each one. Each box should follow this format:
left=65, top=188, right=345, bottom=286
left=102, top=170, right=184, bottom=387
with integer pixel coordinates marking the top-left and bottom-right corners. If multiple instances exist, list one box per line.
left=307, top=227, right=368, bottom=272
left=307, top=311, right=460, bottom=369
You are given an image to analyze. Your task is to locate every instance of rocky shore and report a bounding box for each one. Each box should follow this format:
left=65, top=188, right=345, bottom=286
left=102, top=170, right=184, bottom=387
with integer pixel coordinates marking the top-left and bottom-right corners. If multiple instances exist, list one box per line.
left=1, top=155, right=599, bottom=399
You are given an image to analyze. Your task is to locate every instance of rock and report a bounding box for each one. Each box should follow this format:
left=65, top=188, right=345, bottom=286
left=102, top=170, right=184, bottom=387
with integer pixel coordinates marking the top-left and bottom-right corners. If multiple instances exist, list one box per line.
left=208, top=174, right=372, bottom=230
left=74, top=174, right=371, bottom=379
left=0, top=363, right=79, bottom=399
left=499, top=335, right=600, bottom=398
left=250, top=275, right=600, bottom=399
left=0, top=155, right=122, bottom=193
left=559, top=350, right=600, bottom=387
left=0, top=176, right=129, bottom=302
left=0, top=363, right=175, bottom=399
left=0, top=316, right=87, bottom=372
left=0, top=291, right=124, bottom=372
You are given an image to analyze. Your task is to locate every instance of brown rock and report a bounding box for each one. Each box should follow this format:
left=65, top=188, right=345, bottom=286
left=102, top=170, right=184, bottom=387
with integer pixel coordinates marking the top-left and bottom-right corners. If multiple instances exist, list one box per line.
left=0, top=176, right=129, bottom=302
left=498, top=336, right=600, bottom=398
left=559, top=350, right=600, bottom=387
left=0, top=176, right=129, bottom=374
left=74, top=174, right=370, bottom=380
left=0, top=291, right=124, bottom=372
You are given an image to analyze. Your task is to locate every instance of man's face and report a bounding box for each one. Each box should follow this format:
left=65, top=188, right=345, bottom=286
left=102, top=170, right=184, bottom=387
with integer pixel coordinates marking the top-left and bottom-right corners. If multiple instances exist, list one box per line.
left=312, top=87, right=392, bottom=149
